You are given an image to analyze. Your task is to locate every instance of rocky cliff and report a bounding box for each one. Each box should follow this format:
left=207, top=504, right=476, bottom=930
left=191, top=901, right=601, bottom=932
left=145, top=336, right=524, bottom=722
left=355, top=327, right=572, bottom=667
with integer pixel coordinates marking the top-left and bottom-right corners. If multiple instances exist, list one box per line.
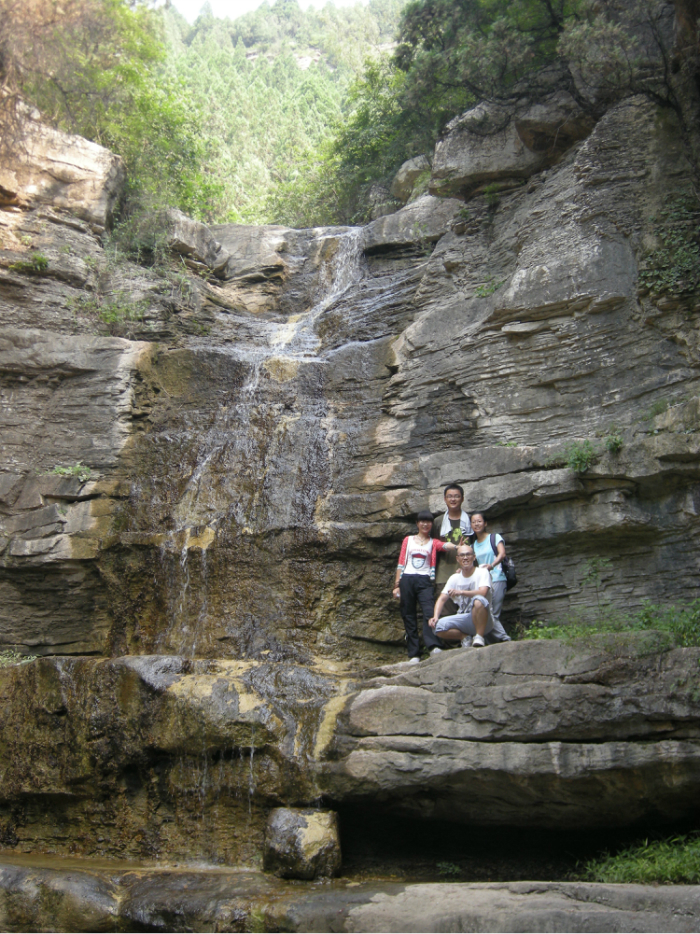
left=1, top=93, right=699, bottom=663
left=1, top=49, right=700, bottom=901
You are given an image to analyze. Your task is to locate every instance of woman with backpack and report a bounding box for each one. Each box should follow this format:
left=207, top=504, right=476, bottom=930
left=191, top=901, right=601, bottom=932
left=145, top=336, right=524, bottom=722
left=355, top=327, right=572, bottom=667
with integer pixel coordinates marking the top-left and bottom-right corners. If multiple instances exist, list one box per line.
left=470, top=512, right=511, bottom=641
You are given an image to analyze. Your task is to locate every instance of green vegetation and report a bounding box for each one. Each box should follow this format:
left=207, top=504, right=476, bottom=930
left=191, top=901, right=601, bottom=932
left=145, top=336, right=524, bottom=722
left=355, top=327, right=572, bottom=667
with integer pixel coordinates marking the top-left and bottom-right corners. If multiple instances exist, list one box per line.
left=1, top=0, right=685, bottom=227
left=71, top=293, right=149, bottom=337
left=436, top=861, right=461, bottom=877
left=583, top=833, right=700, bottom=884
left=0, top=650, right=37, bottom=668
left=564, top=440, right=598, bottom=473
left=524, top=599, right=700, bottom=649
left=603, top=429, right=623, bottom=454
left=639, top=198, right=700, bottom=298
left=8, top=253, right=49, bottom=275
left=48, top=463, right=93, bottom=483
left=475, top=277, right=504, bottom=297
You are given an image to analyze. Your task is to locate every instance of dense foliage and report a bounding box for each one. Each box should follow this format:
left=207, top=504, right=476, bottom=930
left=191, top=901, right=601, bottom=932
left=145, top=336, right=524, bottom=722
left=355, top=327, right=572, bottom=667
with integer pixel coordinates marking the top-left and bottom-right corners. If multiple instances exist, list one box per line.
left=1, top=0, right=688, bottom=226
left=584, top=833, right=700, bottom=884
left=1, top=0, right=221, bottom=219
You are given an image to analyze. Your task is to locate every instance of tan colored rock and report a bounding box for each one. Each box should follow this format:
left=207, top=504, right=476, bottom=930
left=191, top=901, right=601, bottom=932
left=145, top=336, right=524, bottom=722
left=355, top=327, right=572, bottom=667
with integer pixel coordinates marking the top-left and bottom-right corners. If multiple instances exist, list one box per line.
left=390, top=155, right=431, bottom=203
left=0, top=116, right=124, bottom=232
left=363, top=194, right=463, bottom=253
left=263, top=808, right=341, bottom=879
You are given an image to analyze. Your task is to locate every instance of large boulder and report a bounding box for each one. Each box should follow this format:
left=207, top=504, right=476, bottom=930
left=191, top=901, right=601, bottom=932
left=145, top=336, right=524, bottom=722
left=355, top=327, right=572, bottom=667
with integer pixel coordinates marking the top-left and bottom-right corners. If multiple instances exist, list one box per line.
left=363, top=194, right=463, bottom=253
left=0, top=115, right=124, bottom=232
left=390, top=155, right=431, bottom=203
left=263, top=808, right=341, bottom=879
left=430, top=91, right=594, bottom=199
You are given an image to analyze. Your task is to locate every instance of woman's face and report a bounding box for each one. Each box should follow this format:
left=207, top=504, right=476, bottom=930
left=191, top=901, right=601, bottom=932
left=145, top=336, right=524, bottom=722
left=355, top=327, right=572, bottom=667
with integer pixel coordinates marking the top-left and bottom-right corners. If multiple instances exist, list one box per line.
left=471, top=514, right=486, bottom=534
left=416, top=519, right=433, bottom=536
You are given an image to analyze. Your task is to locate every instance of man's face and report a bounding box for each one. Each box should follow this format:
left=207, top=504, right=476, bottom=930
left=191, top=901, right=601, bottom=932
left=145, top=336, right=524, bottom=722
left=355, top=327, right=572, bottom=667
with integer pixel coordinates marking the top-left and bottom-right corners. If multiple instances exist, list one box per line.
left=444, top=488, right=464, bottom=510
left=456, top=549, right=476, bottom=573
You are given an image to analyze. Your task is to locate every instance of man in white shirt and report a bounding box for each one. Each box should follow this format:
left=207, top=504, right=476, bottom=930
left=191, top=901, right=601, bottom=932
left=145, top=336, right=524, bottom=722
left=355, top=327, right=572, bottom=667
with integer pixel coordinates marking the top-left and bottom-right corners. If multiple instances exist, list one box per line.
left=428, top=544, right=495, bottom=648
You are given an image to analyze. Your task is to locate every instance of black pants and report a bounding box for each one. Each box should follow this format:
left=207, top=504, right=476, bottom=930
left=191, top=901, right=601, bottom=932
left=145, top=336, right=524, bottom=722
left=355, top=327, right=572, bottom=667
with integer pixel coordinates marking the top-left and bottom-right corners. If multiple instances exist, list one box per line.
left=399, top=575, right=442, bottom=658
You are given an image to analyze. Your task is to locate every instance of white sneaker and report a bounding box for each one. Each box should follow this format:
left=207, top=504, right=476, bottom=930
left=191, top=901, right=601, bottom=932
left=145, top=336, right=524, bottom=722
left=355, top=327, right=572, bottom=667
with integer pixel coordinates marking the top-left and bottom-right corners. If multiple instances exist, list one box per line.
left=407, top=656, right=420, bottom=665
left=430, top=647, right=443, bottom=656
left=461, top=636, right=473, bottom=648
left=472, top=634, right=486, bottom=649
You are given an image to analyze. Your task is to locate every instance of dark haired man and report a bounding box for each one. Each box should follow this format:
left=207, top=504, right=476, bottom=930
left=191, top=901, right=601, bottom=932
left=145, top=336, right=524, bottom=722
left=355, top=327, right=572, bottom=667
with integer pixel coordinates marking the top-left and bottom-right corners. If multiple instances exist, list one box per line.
left=432, top=483, right=472, bottom=616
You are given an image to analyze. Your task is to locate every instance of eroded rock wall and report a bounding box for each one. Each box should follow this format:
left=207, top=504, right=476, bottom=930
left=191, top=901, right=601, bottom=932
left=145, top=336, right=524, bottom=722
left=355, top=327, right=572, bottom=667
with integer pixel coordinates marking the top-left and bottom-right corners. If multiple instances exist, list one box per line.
left=0, top=93, right=699, bottom=664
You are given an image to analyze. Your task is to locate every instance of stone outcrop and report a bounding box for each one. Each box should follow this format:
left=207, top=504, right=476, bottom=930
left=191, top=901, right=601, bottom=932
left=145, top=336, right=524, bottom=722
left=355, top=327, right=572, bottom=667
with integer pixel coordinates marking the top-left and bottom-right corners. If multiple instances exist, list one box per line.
left=321, top=640, right=700, bottom=828
left=263, top=808, right=341, bottom=879
left=1, top=92, right=700, bottom=663
left=430, top=91, right=595, bottom=199
left=390, top=155, right=431, bottom=203
left=0, top=641, right=698, bottom=863
left=0, top=114, right=124, bottom=233
left=1, top=860, right=699, bottom=933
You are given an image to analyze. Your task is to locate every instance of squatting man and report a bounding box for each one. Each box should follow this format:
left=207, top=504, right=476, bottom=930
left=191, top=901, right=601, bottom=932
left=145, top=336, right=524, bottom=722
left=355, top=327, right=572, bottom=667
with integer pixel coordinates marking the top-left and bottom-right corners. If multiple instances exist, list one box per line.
left=428, top=545, right=496, bottom=649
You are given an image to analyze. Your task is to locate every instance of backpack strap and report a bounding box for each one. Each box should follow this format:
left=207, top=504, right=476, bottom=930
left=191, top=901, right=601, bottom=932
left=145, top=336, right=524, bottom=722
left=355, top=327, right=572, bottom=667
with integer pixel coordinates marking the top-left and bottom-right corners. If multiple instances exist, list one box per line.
left=490, top=533, right=497, bottom=555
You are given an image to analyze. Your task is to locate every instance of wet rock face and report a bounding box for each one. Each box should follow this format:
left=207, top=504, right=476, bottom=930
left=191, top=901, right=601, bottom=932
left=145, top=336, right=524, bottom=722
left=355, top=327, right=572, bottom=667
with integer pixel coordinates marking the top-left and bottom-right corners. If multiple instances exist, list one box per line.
left=0, top=655, right=341, bottom=862
left=2, top=860, right=699, bottom=934
left=263, top=807, right=341, bottom=879
left=0, top=641, right=698, bottom=865
left=0, top=92, right=699, bottom=666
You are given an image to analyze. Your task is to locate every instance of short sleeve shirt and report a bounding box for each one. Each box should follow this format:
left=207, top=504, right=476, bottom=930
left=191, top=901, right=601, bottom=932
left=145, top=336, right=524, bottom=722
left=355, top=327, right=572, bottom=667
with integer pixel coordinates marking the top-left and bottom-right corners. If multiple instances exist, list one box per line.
left=473, top=534, right=506, bottom=584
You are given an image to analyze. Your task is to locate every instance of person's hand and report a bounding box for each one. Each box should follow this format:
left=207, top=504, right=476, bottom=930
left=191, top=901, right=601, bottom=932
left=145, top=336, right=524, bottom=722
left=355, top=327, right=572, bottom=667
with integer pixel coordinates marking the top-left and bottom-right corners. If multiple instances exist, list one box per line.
left=448, top=589, right=462, bottom=598
left=428, top=617, right=438, bottom=628
left=392, top=586, right=400, bottom=599
left=484, top=563, right=492, bottom=570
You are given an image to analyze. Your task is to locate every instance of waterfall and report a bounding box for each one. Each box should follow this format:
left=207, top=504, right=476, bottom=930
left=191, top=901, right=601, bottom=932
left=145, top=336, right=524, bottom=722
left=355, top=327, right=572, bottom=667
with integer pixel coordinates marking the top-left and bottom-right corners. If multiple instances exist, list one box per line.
left=150, top=227, right=366, bottom=657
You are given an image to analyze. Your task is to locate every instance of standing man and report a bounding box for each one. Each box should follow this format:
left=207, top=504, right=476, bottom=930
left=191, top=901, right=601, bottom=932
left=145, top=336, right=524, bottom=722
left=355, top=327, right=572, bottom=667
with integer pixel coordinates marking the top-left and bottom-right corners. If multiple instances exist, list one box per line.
left=432, top=483, right=472, bottom=617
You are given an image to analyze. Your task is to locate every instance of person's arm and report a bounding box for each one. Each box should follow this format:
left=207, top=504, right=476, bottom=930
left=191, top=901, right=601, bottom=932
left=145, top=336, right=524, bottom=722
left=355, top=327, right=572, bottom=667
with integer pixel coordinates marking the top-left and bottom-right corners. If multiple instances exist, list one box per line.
left=483, top=537, right=506, bottom=571
left=393, top=537, right=408, bottom=598
left=429, top=591, right=450, bottom=626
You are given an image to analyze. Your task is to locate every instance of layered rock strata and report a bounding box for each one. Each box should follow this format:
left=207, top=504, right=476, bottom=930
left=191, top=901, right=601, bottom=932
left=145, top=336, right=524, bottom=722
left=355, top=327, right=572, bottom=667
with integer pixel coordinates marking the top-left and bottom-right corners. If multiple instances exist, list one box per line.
left=1, top=92, right=699, bottom=663
left=1, top=642, right=698, bottom=862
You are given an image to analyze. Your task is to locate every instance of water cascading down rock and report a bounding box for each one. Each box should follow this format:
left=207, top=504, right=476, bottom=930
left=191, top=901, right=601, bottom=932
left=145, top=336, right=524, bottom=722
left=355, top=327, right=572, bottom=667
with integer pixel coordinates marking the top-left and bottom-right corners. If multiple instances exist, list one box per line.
left=1, top=60, right=700, bottom=929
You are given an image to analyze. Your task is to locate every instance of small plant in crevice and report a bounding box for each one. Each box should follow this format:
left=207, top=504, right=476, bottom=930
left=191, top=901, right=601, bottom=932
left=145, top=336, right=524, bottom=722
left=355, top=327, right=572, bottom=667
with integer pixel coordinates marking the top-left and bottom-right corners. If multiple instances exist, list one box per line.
left=48, top=463, right=93, bottom=483
left=643, top=398, right=669, bottom=422
left=639, top=197, right=700, bottom=299
left=581, top=557, right=613, bottom=621
left=475, top=277, right=505, bottom=297
left=9, top=252, right=49, bottom=275
left=564, top=440, right=599, bottom=473
left=603, top=430, right=623, bottom=454
left=437, top=861, right=462, bottom=877
left=70, top=292, right=149, bottom=337
left=483, top=182, right=500, bottom=207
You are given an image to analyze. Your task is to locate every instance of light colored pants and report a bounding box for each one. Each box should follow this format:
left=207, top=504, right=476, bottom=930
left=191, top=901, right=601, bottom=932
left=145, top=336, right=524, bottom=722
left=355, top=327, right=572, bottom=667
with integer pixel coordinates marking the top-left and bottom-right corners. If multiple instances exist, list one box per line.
left=489, top=580, right=510, bottom=642
left=434, top=595, right=494, bottom=636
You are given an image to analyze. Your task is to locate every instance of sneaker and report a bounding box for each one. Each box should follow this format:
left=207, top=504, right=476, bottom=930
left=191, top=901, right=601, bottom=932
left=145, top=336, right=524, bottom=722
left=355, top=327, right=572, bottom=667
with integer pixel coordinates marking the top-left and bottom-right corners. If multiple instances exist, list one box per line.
left=472, top=634, right=486, bottom=649
left=430, top=647, right=443, bottom=657
left=407, top=656, right=420, bottom=665
left=460, top=636, right=473, bottom=649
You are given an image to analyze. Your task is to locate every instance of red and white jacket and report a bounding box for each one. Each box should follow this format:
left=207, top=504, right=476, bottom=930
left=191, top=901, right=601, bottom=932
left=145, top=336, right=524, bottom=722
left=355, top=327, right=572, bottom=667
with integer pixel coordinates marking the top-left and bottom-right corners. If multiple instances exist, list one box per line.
left=397, top=536, right=449, bottom=581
